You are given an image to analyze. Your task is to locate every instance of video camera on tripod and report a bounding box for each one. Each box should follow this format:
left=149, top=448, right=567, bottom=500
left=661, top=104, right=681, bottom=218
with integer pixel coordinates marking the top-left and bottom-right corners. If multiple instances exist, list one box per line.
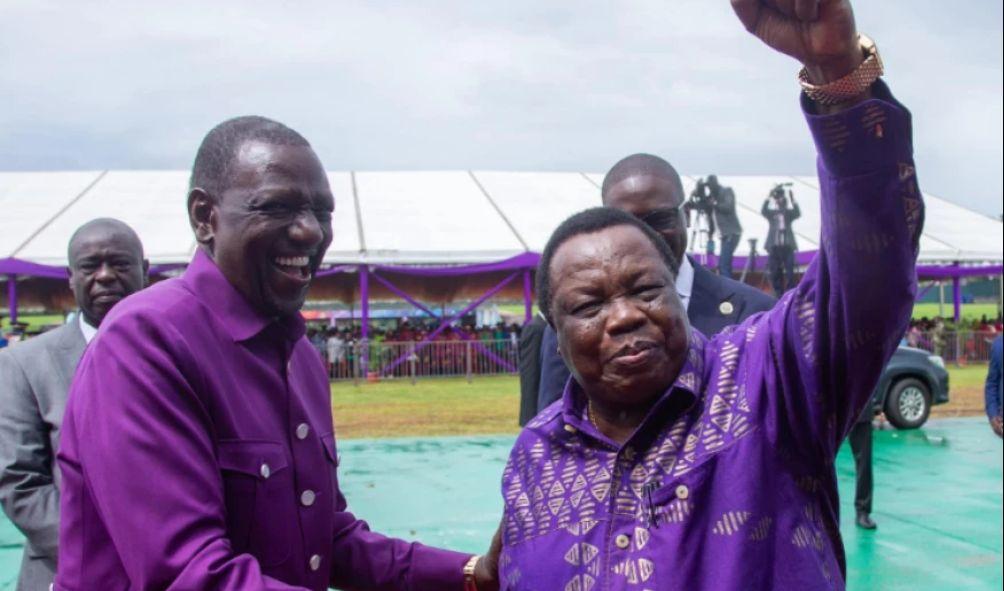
left=687, top=177, right=716, bottom=214
left=683, top=176, right=718, bottom=258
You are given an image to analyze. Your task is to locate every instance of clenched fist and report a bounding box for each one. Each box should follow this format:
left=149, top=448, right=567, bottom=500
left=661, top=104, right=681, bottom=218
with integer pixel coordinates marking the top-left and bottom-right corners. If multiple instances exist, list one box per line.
left=731, top=0, right=862, bottom=84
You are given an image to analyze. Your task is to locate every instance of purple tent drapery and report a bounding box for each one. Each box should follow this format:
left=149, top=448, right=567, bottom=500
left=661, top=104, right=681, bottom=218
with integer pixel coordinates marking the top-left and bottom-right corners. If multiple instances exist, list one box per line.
left=3, top=251, right=1001, bottom=327
left=0, top=258, right=67, bottom=279
left=379, top=271, right=521, bottom=377
left=369, top=271, right=517, bottom=374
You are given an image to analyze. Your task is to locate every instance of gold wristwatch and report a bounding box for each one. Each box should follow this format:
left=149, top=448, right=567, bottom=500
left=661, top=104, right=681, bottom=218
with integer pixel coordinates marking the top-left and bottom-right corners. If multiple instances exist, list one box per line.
left=798, top=34, right=883, bottom=105
left=463, top=555, right=480, bottom=591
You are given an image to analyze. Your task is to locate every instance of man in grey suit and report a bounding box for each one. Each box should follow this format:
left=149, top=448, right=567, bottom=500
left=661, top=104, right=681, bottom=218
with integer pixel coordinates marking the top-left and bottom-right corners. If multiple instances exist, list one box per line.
left=0, top=218, right=147, bottom=590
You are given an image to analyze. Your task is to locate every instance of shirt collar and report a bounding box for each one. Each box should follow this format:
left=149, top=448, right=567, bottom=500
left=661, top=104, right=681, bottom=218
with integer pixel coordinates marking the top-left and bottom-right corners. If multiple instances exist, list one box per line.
left=181, top=248, right=305, bottom=343
left=78, top=313, right=98, bottom=344
left=559, top=332, right=706, bottom=444
left=676, top=256, right=695, bottom=307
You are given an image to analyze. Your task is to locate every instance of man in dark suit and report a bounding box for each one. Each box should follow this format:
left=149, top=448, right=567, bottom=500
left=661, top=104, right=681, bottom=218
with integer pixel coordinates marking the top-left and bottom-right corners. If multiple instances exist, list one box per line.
left=0, top=218, right=147, bottom=590
left=762, top=184, right=801, bottom=297
left=707, top=175, right=743, bottom=279
left=848, top=408, right=877, bottom=529
left=517, top=313, right=548, bottom=426
left=521, top=154, right=775, bottom=418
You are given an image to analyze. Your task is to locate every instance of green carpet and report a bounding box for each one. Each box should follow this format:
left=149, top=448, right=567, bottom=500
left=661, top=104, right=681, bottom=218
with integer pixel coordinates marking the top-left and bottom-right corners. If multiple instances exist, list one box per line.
left=1, top=417, right=1000, bottom=589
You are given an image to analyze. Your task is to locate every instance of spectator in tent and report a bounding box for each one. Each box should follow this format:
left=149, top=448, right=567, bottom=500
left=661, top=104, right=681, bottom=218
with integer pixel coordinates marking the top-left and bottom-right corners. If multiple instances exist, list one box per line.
left=0, top=218, right=148, bottom=591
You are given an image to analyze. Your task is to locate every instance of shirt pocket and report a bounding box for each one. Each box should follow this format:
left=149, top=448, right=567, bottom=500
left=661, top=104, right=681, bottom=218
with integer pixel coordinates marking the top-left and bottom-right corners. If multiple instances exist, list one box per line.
left=646, top=458, right=717, bottom=527
left=320, top=433, right=342, bottom=509
left=218, top=439, right=294, bottom=567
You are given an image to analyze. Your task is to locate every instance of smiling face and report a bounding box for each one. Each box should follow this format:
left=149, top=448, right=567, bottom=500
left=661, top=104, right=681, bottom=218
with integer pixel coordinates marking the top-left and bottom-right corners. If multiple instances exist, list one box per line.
left=191, top=140, right=334, bottom=317
left=68, top=225, right=147, bottom=327
left=603, top=174, right=687, bottom=268
left=549, top=224, right=689, bottom=411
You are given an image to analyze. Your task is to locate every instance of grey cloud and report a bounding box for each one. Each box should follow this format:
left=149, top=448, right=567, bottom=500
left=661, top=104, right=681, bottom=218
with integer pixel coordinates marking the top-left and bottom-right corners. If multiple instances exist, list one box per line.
left=0, top=0, right=1001, bottom=217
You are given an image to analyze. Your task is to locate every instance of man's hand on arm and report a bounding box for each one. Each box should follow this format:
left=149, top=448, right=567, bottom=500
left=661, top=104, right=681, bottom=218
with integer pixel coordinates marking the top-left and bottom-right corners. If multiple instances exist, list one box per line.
left=472, top=521, right=502, bottom=591
left=731, top=0, right=870, bottom=112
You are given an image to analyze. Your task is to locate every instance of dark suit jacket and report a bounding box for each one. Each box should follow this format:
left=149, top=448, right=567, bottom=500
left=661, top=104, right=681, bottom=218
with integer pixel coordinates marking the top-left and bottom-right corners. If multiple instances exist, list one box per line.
left=533, top=259, right=776, bottom=413
left=517, top=314, right=548, bottom=426
left=761, top=199, right=801, bottom=251
left=712, top=187, right=743, bottom=237
left=0, top=320, right=86, bottom=591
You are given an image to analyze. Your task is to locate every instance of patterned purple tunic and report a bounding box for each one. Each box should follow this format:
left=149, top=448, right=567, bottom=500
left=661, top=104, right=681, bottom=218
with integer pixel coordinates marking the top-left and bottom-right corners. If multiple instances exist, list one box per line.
left=499, top=83, right=923, bottom=591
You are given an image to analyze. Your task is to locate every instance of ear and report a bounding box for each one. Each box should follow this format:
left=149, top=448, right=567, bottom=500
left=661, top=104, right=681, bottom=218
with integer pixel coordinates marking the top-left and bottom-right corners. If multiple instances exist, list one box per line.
left=141, top=259, right=151, bottom=286
left=188, top=188, right=217, bottom=249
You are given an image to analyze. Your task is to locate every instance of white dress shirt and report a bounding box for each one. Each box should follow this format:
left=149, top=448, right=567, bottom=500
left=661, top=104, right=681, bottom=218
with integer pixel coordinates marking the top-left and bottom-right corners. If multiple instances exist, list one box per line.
left=675, top=255, right=694, bottom=311
left=78, top=314, right=98, bottom=344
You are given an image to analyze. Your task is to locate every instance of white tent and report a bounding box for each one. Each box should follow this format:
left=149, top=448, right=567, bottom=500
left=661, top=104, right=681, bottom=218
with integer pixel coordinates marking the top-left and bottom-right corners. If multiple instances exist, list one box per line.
left=0, top=170, right=1000, bottom=267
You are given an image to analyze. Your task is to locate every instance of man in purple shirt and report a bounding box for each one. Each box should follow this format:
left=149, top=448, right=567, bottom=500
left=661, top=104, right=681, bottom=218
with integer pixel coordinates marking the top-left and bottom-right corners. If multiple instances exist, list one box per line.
left=56, top=118, right=498, bottom=589
left=498, top=1, right=922, bottom=590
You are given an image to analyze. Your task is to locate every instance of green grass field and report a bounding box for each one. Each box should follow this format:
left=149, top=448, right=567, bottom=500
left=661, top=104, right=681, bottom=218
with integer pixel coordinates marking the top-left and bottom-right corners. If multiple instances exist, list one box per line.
left=332, top=364, right=990, bottom=439
left=331, top=376, right=520, bottom=439
left=912, top=302, right=999, bottom=321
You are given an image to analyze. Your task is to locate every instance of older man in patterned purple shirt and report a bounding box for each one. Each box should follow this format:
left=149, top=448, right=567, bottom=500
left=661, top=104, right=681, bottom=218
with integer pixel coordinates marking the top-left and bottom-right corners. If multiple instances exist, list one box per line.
left=55, top=118, right=500, bottom=589
left=498, top=1, right=923, bottom=590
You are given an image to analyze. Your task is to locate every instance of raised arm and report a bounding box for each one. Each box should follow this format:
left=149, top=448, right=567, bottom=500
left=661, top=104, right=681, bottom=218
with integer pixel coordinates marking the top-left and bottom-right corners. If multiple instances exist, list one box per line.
left=789, top=196, right=801, bottom=220
left=732, top=0, right=922, bottom=458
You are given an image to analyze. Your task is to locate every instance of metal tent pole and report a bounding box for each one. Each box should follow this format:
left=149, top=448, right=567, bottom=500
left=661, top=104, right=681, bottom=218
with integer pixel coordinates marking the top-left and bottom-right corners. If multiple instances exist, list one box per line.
left=359, top=265, right=369, bottom=376
left=522, top=269, right=533, bottom=324
left=6, top=275, right=16, bottom=325
left=951, top=263, right=962, bottom=324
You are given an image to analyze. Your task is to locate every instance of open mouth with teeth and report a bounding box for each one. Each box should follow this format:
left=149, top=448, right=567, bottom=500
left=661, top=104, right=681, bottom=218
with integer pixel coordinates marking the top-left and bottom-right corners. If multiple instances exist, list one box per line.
left=273, top=255, right=312, bottom=282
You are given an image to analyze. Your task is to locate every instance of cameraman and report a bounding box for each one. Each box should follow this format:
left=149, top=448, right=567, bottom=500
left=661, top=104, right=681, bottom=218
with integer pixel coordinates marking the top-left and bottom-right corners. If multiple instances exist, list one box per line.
left=762, top=183, right=801, bottom=297
left=707, top=175, right=743, bottom=279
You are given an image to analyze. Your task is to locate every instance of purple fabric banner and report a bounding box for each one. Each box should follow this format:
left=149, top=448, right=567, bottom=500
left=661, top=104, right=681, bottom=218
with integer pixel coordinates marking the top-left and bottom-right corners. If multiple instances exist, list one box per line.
left=916, top=264, right=1003, bottom=279
left=0, top=258, right=67, bottom=279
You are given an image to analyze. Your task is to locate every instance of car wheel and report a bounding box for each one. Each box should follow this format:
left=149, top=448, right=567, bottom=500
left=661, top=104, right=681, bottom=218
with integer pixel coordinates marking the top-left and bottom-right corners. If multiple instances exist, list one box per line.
left=884, top=377, right=932, bottom=429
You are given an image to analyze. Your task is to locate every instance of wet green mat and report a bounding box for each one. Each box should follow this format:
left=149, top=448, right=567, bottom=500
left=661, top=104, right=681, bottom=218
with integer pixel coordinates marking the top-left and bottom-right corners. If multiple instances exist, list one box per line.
left=2, top=417, right=1000, bottom=589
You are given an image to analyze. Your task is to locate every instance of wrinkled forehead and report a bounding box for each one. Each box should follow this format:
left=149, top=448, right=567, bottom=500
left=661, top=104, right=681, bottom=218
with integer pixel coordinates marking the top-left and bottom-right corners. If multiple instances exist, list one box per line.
left=550, top=225, right=669, bottom=293
left=603, top=174, right=685, bottom=216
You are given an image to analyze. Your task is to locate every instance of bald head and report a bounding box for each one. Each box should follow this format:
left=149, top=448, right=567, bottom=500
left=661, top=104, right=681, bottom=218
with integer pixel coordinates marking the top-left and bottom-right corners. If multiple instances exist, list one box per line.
left=68, top=218, right=148, bottom=328
left=599, top=153, right=689, bottom=266
left=600, top=153, right=685, bottom=206
left=68, top=218, right=144, bottom=262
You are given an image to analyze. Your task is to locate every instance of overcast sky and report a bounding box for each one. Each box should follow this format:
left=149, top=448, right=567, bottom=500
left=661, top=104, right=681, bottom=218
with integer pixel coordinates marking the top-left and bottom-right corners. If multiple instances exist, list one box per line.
left=1, top=0, right=1001, bottom=217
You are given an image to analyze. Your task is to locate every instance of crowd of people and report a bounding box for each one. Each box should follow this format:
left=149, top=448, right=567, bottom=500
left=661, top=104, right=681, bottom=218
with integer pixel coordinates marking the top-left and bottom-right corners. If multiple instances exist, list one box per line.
left=305, top=321, right=523, bottom=378
left=904, top=314, right=1003, bottom=362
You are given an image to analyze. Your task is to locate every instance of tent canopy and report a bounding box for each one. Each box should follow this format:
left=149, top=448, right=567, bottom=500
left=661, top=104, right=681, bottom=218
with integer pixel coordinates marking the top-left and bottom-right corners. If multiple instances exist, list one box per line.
left=1, top=170, right=1000, bottom=268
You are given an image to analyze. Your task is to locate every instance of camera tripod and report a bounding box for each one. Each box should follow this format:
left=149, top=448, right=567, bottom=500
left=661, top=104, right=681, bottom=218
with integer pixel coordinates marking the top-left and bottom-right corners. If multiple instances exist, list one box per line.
left=688, top=208, right=716, bottom=267
left=738, top=237, right=759, bottom=284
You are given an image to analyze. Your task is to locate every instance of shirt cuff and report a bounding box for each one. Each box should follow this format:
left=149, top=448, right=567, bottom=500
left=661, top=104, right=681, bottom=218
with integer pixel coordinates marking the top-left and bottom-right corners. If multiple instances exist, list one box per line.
left=802, top=79, right=914, bottom=177
left=410, top=545, right=471, bottom=590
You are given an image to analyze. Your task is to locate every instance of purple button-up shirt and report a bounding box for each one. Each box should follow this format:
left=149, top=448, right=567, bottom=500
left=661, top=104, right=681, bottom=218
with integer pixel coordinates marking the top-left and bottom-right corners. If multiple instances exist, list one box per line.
left=55, top=249, right=469, bottom=590
left=499, top=84, right=923, bottom=591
